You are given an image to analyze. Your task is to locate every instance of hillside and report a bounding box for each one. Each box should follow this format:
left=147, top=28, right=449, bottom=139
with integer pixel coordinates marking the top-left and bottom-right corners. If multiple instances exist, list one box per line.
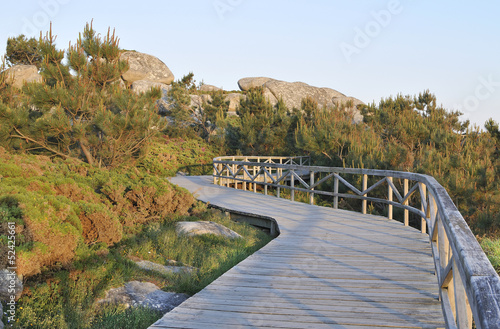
left=1, top=24, right=500, bottom=328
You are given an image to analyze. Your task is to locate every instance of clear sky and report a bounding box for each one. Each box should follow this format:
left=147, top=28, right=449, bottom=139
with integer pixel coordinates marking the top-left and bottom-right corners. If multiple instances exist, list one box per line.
left=1, top=0, right=499, bottom=128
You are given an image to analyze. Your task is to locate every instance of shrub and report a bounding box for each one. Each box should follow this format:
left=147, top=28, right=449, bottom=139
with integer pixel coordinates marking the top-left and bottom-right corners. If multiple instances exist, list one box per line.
left=0, top=149, right=195, bottom=277
left=139, top=136, right=218, bottom=177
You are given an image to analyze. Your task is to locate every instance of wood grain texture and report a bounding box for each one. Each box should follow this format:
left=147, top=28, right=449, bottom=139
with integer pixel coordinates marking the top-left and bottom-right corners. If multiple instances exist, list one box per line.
left=149, top=176, right=447, bottom=329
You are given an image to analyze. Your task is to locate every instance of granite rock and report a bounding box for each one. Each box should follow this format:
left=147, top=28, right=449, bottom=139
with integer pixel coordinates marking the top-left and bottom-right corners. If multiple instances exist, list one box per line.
left=176, top=221, right=242, bottom=239
left=121, top=51, right=174, bottom=85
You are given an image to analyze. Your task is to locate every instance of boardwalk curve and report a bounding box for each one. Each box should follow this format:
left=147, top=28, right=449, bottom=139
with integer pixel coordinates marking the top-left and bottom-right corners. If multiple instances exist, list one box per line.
left=150, top=175, right=446, bottom=328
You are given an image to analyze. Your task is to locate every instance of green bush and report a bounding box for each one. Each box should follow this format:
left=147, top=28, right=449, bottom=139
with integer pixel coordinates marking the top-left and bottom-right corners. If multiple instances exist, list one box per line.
left=0, top=148, right=195, bottom=277
left=139, top=136, right=218, bottom=177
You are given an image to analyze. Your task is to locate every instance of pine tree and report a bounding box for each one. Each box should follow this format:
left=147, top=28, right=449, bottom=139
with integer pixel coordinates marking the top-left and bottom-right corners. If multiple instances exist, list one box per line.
left=5, top=35, right=43, bottom=67
left=231, top=87, right=290, bottom=155
left=0, top=23, right=163, bottom=167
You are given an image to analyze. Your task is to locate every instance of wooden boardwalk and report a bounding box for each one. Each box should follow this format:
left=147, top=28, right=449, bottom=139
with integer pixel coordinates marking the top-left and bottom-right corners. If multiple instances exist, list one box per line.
left=150, top=175, right=445, bottom=329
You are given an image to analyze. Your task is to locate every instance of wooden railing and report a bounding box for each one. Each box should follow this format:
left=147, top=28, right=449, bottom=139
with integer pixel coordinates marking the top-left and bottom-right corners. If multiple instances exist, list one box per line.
left=213, top=156, right=500, bottom=329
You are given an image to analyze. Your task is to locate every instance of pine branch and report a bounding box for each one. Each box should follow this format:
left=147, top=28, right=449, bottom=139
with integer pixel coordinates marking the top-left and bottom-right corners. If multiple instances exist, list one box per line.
left=11, top=126, right=69, bottom=159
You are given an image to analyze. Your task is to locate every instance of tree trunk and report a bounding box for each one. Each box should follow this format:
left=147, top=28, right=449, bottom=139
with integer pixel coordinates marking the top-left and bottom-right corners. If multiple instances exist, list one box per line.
left=79, top=138, right=94, bottom=166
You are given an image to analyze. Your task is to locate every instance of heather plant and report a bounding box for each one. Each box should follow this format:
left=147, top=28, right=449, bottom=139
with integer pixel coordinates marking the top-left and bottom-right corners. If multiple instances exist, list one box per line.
left=0, top=148, right=195, bottom=277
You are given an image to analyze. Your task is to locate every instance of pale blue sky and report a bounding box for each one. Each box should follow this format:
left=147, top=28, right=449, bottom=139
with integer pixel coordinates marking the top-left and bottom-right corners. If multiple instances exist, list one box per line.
left=1, top=0, right=499, bottom=127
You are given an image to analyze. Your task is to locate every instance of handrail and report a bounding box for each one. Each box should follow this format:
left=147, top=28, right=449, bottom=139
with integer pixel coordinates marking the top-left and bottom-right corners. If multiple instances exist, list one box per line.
left=213, top=156, right=500, bottom=329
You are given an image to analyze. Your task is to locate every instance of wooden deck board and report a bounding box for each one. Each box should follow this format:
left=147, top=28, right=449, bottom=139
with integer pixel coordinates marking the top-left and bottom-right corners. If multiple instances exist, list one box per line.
left=149, top=176, right=445, bottom=329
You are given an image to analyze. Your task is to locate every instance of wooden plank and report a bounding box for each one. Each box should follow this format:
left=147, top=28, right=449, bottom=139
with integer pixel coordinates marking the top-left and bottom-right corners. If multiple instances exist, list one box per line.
left=188, top=294, right=444, bottom=312
left=178, top=302, right=446, bottom=322
left=160, top=309, right=444, bottom=328
left=150, top=318, right=432, bottom=329
left=150, top=176, right=448, bottom=329
left=207, top=278, right=440, bottom=296
left=181, top=297, right=445, bottom=315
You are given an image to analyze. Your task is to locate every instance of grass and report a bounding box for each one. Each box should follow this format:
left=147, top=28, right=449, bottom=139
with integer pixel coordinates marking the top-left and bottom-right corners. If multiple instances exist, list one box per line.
left=2, top=204, right=272, bottom=329
left=480, top=237, right=500, bottom=273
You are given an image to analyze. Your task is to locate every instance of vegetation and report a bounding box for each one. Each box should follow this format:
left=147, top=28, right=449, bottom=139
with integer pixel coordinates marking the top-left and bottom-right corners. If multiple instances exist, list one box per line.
left=1, top=22, right=500, bottom=328
left=5, top=35, right=43, bottom=68
left=0, top=147, right=194, bottom=277
left=3, top=206, right=270, bottom=328
left=139, top=136, right=218, bottom=176
left=0, top=23, right=163, bottom=167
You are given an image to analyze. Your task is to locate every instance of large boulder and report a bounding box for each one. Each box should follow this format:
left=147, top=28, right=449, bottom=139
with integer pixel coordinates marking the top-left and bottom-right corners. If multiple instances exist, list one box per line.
left=199, top=84, right=222, bottom=92
left=3, top=65, right=42, bottom=88
left=98, top=281, right=188, bottom=313
left=264, top=79, right=345, bottom=110
left=237, top=77, right=364, bottom=123
left=224, top=93, right=247, bottom=115
left=121, top=51, right=174, bottom=85
left=190, top=95, right=203, bottom=110
left=131, top=80, right=171, bottom=94
left=0, top=269, right=23, bottom=300
left=176, top=221, right=242, bottom=239
left=238, top=77, right=274, bottom=91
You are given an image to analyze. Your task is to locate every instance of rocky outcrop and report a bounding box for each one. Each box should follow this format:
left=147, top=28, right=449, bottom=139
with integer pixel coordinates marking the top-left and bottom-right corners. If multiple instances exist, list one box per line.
left=264, top=79, right=345, bottom=110
left=0, top=269, right=23, bottom=300
left=199, top=84, right=222, bottom=92
left=237, top=77, right=364, bottom=123
left=3, top=65, right=42, bottom=88
left=224, top=93, right=246, bottom=115
left=134, top=259, right=196, bottom=275
left=121, top=51, right=174, bottom=85
left=131, top=80, right=171, bottom=94
left=98, top=281, right=188, bottom=313
left=238, top=77, right=273, bottom=91
left=190, top=95, right=203, bottom=110
left=176, top=221, right=242, bottom=239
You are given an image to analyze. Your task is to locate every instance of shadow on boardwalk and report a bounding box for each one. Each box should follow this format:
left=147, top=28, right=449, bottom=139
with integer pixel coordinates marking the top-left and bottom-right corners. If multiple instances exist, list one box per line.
left=149, top=175, right=445, bottom=329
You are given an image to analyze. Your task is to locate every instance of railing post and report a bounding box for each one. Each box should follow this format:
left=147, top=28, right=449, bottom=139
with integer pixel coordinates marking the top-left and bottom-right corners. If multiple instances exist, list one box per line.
left=309, top=171, right=314, bottom=205
left=232, top=156, right=236, bottom=189
left=243, top=157, right=248, bottom=191
left=387, top=177, right=393, bottom=220
left=279, top=158, right=283, bottom=179
left=253, top=164, right=257, bottom=193
left=264, top=160, right=268, bottom=195
left=277, top=158, right=283, bottom=198
left=404, top=179, right=409, bottom=226
left=334, top=174, right=339, bottom=209
left=453, top=259, right=473, bottom=329
left=256, top=159, right=260, bottom=193
left=362, top=174, right=368, bottom=214
left=421, top=183, right=427, bottom=234
left=290, top=170, right=295, bottom=202
left=213, top=163, right=217, bottom=185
